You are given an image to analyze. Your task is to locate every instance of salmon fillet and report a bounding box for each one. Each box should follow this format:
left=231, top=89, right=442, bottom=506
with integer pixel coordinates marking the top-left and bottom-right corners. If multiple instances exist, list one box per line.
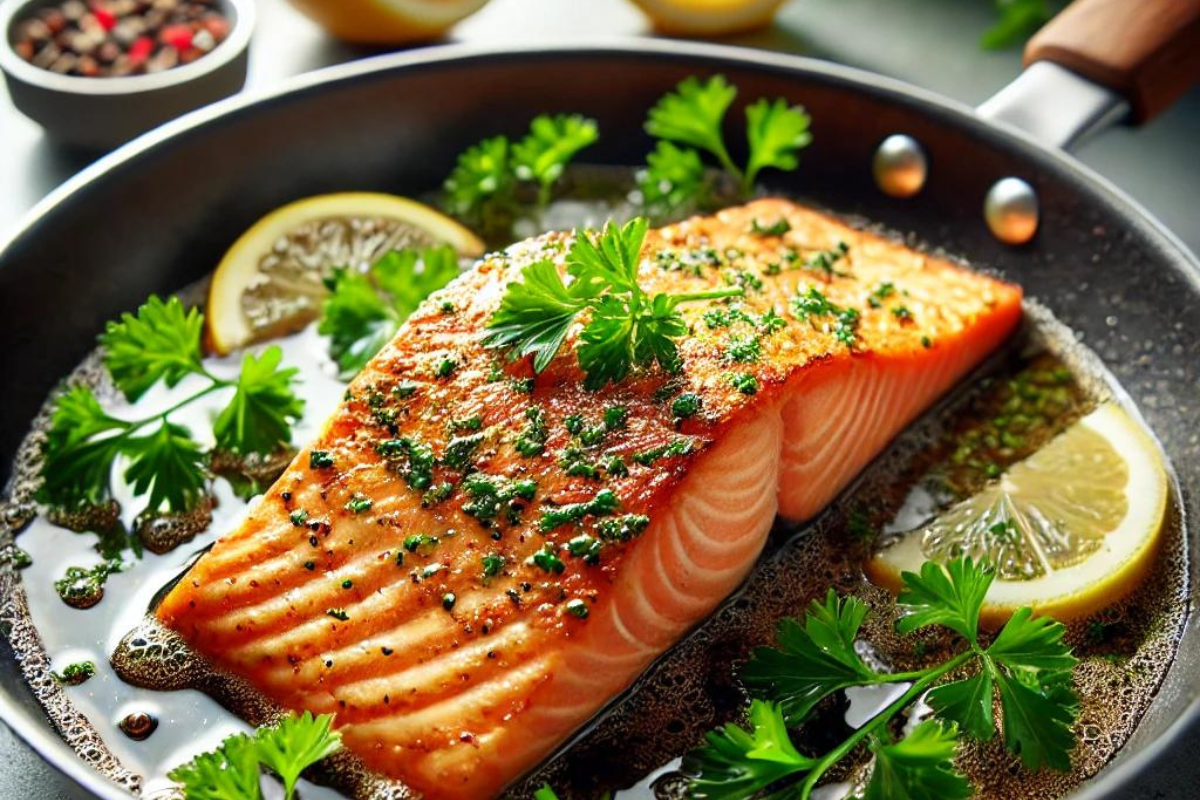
left=156, top=199, right=1022, bottom=800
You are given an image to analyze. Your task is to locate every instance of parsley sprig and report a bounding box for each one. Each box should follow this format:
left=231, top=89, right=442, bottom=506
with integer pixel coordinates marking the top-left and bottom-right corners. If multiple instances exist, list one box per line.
left=318, top=245, right=460, bottom=377
left=38, top=296, right=303, bottom=519
left=683, top=558, right=1079, bottom=800
left=484, top=217, right=742, bottom=389
left=640, top=75, right=812, bottom=204
left=168, top=711, right=341, bottom=800
left=444, top=113, right=599, bottom=224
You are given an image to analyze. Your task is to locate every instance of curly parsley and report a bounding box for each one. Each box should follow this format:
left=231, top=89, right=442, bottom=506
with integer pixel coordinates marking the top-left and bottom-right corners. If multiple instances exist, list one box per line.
left=444, top=113, right=599, bottom=225
left=484, top=217, right=741, bottom=388
left=683, top=558, right=1079, bottom=800
left=38, top=297, right=302, bottom=521
left=168, top=711, right=341, bottom=800
left=319, top=245, right=460, bottom=378
left=641, top=75, right=812, bottom=201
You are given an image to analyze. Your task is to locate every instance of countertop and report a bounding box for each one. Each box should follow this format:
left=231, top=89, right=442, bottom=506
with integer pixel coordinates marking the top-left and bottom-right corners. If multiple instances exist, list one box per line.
left=1, top=0, right=1197, bottom=797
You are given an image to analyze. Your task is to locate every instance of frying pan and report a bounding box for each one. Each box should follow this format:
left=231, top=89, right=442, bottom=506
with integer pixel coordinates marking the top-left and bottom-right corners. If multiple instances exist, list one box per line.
left=1, top=0, right=1198, bottom=797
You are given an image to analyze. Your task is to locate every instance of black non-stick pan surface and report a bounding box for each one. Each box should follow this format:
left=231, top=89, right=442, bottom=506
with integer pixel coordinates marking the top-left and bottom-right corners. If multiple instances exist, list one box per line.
left=0, top=40, right=1196, bottom=800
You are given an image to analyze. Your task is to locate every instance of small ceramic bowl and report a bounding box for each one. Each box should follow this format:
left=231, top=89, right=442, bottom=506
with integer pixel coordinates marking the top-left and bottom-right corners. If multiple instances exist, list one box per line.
left=0, top=0, right=254, bottom=151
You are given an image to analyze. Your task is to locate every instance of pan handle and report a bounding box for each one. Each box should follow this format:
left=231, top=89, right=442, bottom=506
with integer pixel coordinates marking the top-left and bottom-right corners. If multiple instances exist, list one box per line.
left=977, top=0, right=1200, bottom=150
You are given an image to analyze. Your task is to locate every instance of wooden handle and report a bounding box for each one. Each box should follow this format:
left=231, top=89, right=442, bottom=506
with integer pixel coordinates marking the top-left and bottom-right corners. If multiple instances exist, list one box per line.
left=1025, top=0, right=1200, bottom=123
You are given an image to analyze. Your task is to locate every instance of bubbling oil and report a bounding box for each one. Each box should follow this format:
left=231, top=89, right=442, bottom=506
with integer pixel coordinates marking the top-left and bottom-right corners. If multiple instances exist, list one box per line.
left=0, top=199, right=1189, bottom=800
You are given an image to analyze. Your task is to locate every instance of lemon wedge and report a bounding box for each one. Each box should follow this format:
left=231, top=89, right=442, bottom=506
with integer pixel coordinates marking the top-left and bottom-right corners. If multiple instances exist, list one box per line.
left=283, top=0, right=490, bottom=44
left=205, top=193, right=484, bottom=355
left=628, top=0, right=790, bottom=36
left=867, top=402, right=1168, bottom=626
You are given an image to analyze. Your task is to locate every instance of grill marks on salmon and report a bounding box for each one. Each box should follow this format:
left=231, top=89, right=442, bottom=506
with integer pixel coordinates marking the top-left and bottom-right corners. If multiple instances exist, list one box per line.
left=155, top=199, right=1023, bottom=800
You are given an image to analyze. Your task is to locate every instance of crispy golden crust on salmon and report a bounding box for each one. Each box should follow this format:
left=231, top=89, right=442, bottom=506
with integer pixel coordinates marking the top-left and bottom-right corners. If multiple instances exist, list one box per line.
left=156, top=199, right=1022, bottom=800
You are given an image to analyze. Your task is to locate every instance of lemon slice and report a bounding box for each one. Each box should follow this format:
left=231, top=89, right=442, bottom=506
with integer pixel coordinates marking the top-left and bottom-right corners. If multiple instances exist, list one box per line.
left=628, top=0, right=789, bottom=36
left=205, top=193, right=484, bottom=355
left=284, top=0, right=491, bottom=44
left=867, top=402, right=1168, bottom=626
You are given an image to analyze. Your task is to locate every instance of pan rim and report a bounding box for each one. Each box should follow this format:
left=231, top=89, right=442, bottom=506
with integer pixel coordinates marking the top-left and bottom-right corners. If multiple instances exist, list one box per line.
left=0, top=38, right=1196, bottom=800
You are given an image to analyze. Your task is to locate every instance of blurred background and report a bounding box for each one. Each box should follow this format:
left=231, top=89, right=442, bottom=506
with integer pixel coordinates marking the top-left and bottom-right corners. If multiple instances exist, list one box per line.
left=0, top=0, right=1198, bottom=797
left=1, top=0, right=1197, bottom=252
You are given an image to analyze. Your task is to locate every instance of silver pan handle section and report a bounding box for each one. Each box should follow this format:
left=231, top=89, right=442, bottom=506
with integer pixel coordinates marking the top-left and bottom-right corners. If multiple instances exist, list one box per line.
left=978, top=0, right=1200, bottom=152
left=977, top=62, right=1127, bottom=151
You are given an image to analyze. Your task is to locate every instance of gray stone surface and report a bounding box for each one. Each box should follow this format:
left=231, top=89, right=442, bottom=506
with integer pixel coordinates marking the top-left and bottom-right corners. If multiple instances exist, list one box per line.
left=0, top=0, right=1195, bottom=797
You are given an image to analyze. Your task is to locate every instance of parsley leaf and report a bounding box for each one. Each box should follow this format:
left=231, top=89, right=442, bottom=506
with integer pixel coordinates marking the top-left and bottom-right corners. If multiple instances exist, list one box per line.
left=986, top=606, right=1078, bottom=672
left=513, top=114, right=599, bottom=205
left=642, top=75, right=814, bottom=202
left=486, top=218, right=740, bottom=387
left=122, top=421, right=208, bottom=514
left=40, top=296, right=303, bottom=525
left=568, top=215, right=648, bottom=294
left=168, top=732, right=263, bottom=800
left=444, top=114, right=599, bottom=234
left=375, top=246, right=460, bottom=315
left=639, top=140, right=706, bottom=208
left=319, top=246, right=460, bottom=377
left=895, top=558, right=994, bottom=644
left=926, top=670, right=996, bottom=741
left=986, top=606, right=1078, bottom=770
left=632, top=293, right=691, bottom=371
left=682, top=700, right=813, bottom=800
left=254, top=711, right=343, bottom=800
left=576, top=294, right=638, bottom=387
left=213, top=346, right=304, bottom=456
left=994, top=668, right=1077, bottom=771
left=864, top=721, right=972, bottom=800
left=742, top=589, right=877, bottom=725
left=37, top=385, right=128, bottom=509
left=100, top=295, right=205, bottom=401
left=483, top=258, right=596, bottom=373
left=443, top=135, right=513, bottom=219
left=645, top=75, right=740, bottom=178
left=577, top=288, right=689, bottom=389
left=169, top=712, right=341, bottom=800
left=744, top=98, right=812, bottom=189
left=689, top=558, right=1080, bottom=800
left=318, top=268, right=393, bottom=375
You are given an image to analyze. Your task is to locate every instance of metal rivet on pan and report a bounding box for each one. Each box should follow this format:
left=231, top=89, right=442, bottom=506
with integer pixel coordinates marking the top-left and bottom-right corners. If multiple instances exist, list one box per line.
left=873, top=134, right=928, bottom=198
left=985, top=177, right=1039, bottom=245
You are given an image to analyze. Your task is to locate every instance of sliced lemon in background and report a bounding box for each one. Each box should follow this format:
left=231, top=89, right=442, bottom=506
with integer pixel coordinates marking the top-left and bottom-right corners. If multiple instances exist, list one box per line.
left=628, top=0, right=790, bottom=36
left=283, top=0, right=491, bottom=45
left=205, top=192, right=485, bottom=355
left=867, top=402, right=1168, bottom=627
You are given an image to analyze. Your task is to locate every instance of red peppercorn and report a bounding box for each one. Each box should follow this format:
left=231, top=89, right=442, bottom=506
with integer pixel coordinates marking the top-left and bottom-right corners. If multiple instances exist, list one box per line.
left=91, top=5, right=115, bottom=32
left=160, top=23, right=192, bottom=51
left=127, top=35, right=152, bottom=64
